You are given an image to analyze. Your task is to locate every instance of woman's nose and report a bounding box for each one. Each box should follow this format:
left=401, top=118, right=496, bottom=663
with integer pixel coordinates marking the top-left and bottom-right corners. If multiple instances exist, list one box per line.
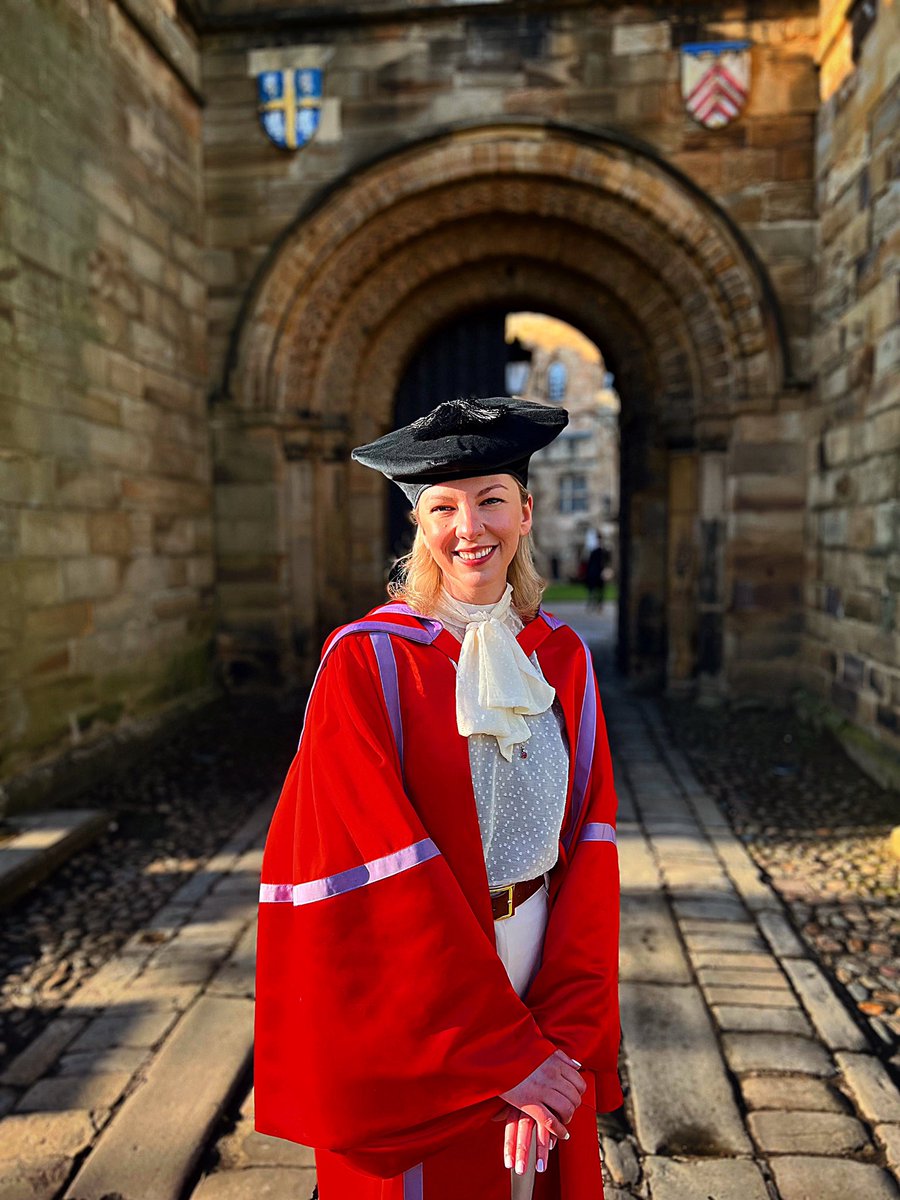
left=455, top=504, right=484, bottom=539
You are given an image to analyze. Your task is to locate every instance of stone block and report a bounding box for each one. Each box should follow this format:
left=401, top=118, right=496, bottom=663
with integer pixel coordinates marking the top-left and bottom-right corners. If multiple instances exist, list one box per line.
left=875, top=1124, right=900, bottom=1174
left=704, top=985, right=800, bottom=1009
left=690, top=950, right=781, bottom=972
left=17, top=1072, right=133, bottom=1114
left=0, top=1156, right=70, bottom=1200
left=62, top=996, right=253, bottom=1200
left=0, top=1111, right=95, bottom=1162
left=782, top=959, right=868, bottom=1051
left=57, top=1048, right=149, bottom=1076
left=621, top=983, right=750, bottom=1155
left=712, top=1005, right=812, bottom=1036
left=836, top=1053, right=900, bottom=1124
left=25, top=601, right=93, bottom=640
left=62, top=557, right=120, bottom=602
left=621, top=894, right=692, bottom=984
left=683, top=931, right=768, bottom=954
left=722, top=1033, right=834, bottom=1077
left=599, top=1136, right=639, bottom=1187
left=611, top=22, right=670, bottom=55
left=19, top=511, right=89, bottom=557
left=748, top=1108, right=869, bottom=1154
left=757, top=910, right=807, bottom=958
left=771, top=1157, right=899, bottom=1200
left=644, top=1156, right=769, bottom=1200
left=88, top=511, right=134, bottom=556
left=740, top=1074, right=848, bottom=1112
left=696, top=967, right=789, bottom=990
left=0, top=1017, right=87, bottom=1087
left=191, top=1168, right=318, bottom=1199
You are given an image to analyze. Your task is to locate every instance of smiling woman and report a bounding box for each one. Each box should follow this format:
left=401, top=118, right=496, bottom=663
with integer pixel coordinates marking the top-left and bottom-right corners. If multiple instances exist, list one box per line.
left=254, top=397, right=622, bottom=1200
left=390, top=476, right=544, bottom=618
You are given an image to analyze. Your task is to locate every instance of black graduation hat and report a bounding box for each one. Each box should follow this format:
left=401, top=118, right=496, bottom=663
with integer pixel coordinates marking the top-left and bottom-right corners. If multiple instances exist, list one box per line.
left=351, top=396, right=569, bottom=506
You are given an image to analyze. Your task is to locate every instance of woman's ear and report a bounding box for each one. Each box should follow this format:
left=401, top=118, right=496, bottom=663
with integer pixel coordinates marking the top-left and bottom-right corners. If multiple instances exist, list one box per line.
left=520, top=493, right=534, bottom=535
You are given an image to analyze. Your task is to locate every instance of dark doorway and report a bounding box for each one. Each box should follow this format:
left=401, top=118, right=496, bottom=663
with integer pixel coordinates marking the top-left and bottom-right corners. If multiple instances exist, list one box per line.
left=388, top=306, right=510, bottom=560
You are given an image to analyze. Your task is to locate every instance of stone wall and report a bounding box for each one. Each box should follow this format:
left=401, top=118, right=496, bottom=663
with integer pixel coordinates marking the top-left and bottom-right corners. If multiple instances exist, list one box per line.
left=0, top=0, right=211, bottom=789
left=804, top=0, right=900, bottom=763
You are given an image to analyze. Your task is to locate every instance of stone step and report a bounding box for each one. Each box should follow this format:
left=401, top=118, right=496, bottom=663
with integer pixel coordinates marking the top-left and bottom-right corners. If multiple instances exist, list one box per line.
left=0, top=810, right=109, bottom=909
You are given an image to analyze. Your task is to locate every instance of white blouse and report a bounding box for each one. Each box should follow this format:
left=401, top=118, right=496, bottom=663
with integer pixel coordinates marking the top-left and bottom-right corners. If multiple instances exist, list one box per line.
left=434, top=592, right=570, bottom=889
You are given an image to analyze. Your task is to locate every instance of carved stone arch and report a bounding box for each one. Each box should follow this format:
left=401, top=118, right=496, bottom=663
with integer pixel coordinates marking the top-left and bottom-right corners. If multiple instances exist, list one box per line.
left=217, top=121, right=792, bottom=690
left=226, top=122, right=786, bottom=418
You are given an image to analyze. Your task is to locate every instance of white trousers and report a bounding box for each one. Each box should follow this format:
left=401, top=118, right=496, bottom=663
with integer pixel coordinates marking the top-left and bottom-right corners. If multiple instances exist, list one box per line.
left=494, top=883, right=549, bottom=1200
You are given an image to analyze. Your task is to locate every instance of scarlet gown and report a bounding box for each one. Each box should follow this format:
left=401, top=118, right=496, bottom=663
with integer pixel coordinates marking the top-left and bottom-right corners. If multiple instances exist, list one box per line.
left=254, top=603, right=621, bottom=1199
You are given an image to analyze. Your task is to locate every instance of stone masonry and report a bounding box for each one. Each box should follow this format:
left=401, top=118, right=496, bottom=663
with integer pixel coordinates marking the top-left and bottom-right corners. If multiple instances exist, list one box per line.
left=1, top=0, right=898, bottom=789
left=804, top=0, right=900, bottom=778
left=0, top=0, right=211, bottom=791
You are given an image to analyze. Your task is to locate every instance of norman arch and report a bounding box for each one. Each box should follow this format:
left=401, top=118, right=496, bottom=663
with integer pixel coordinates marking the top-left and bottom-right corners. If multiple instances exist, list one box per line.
left=216, top=121, right=794, bottom=692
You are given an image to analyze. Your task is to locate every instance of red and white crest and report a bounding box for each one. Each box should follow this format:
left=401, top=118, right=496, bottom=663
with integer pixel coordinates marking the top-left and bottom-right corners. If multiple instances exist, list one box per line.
left=681, top=41, right=751, bottom=130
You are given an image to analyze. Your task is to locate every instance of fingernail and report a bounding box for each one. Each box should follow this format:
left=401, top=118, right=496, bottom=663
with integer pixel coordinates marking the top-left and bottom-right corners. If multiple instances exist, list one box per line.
left=504, top=1155, right=512, bottom=1170
left=516, top=1161, right=525, bottom=1175
left=536, top=1160, right=545, bottom=1173
left=562, top=1131, right=571, bottom=1140
left=571, top=1058, right=582, bottom=1069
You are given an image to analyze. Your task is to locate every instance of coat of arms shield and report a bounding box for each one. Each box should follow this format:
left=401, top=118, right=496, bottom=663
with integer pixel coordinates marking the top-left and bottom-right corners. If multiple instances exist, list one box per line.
left=681, top=41, right=751, bottom=129
left=257, top=68, right=323, bottom=150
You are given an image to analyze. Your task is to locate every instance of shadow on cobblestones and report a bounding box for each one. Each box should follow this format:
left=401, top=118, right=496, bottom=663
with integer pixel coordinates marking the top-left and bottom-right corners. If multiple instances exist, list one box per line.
left=664, top=698, right=900, bottom=1065
left=1, top=694, right=302, bottom=1074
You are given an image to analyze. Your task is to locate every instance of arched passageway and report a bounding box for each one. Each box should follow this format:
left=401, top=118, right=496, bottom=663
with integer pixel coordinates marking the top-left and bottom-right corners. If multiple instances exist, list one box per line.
left=216, top=121, right=793, bottom=693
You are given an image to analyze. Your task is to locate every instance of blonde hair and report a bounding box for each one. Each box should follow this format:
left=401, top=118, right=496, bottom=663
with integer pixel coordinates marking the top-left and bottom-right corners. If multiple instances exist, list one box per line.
left=387, top=483, right=546, bottom=621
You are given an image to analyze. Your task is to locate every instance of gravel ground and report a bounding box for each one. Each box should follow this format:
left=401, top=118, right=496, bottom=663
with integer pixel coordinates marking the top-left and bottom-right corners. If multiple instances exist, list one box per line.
left=663, top=698, right=900, bottom=1060
left=0, top=694, right=301, bottom=1074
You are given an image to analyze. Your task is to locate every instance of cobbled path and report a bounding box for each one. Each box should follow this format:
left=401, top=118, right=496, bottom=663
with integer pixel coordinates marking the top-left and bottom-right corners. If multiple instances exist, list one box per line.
left=2, top=604, right=899, bottom=1200
left=664, top=696, right=900, bottom=1063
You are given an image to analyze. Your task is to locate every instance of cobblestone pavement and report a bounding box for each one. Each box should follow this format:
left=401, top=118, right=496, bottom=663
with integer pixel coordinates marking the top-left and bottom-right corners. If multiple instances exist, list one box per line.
left=2, top=604, right=900, bottom=1199
left=664, top=694, right=900, bottom=1063
left=0, top=696, right=300, bottom=1076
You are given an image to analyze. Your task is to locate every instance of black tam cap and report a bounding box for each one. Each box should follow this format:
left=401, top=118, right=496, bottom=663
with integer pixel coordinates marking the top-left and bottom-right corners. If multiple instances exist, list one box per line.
left=351, top=396, right=568, bottom=506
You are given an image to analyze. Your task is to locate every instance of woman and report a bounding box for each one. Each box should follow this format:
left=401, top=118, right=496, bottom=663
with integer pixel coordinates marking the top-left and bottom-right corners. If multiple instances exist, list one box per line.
left=254, top=397, right=621, bottom=1200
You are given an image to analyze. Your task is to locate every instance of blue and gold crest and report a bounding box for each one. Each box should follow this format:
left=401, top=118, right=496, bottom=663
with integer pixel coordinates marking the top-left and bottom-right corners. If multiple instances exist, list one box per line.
left=257, top=68, right=322, bottom=150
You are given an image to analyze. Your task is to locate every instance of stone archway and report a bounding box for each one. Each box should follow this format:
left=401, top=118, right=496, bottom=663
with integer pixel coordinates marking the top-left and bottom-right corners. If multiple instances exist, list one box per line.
left=216, top=121, right=792, bottom=691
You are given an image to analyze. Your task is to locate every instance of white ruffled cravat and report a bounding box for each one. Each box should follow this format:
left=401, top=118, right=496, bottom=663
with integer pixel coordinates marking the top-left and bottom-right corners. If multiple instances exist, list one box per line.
left=435, top=584, right=556, bottom=761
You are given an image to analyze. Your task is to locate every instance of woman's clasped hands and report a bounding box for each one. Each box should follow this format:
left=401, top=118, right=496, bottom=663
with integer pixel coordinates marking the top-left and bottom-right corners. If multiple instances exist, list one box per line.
left=497, top=1048, right=586, bottom=1176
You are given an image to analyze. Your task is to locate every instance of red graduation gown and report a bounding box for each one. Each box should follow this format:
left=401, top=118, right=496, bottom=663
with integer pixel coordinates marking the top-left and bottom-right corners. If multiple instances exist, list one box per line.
left=254, top=605, right=622, bottom=1199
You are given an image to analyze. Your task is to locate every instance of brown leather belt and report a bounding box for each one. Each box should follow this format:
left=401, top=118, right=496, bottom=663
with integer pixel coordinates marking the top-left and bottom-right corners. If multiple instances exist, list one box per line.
left=490, top=876, right=545, bottom=922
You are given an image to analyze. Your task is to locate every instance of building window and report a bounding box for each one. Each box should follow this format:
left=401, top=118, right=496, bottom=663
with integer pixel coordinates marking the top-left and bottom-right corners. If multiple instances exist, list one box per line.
left=560, top=473, right=588, bottom=514
left=547, top=360, right=567, bottom=402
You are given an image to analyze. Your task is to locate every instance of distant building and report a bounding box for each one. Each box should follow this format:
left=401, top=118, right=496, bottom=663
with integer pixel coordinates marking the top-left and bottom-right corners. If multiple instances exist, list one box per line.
left=506, top=315, right=619, bottom=583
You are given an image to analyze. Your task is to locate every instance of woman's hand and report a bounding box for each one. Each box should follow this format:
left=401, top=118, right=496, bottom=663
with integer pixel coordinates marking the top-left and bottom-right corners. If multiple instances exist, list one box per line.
left=494, top=1104, right=558, bottom=1176
left=499, top=1050, right=585, bottom=1172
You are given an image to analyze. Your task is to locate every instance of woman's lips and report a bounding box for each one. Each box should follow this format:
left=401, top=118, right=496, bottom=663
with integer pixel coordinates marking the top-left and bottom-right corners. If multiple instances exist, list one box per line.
left=454, top=545, right=497, bottom=563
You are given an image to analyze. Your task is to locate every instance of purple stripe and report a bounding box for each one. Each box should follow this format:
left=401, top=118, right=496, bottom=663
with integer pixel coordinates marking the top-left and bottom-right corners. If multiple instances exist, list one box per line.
left=371, top=632, right=404, bottom=765
left=562, top=638, right=597, bottom=853
left=539, top=606, right=565, bottom=631
left=259, top=882, right=294, bottom=902
left=298, top=618, right=440, bottom=748
left=372, top=603, right=444, bottom=640
left=580, top=822, right=617, bottom=845
left=259, top=838, right=440, bottom=906
left=403, top=1162, right=423, bottom=1200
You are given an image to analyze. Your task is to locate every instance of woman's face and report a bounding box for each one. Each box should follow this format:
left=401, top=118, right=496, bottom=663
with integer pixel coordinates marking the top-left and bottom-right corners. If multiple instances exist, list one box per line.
left=416, top=474, right=533, bottom=605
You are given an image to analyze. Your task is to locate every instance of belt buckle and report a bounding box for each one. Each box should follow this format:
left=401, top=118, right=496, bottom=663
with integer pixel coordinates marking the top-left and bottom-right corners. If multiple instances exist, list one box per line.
left=494, top=884, right=514, bottom=921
